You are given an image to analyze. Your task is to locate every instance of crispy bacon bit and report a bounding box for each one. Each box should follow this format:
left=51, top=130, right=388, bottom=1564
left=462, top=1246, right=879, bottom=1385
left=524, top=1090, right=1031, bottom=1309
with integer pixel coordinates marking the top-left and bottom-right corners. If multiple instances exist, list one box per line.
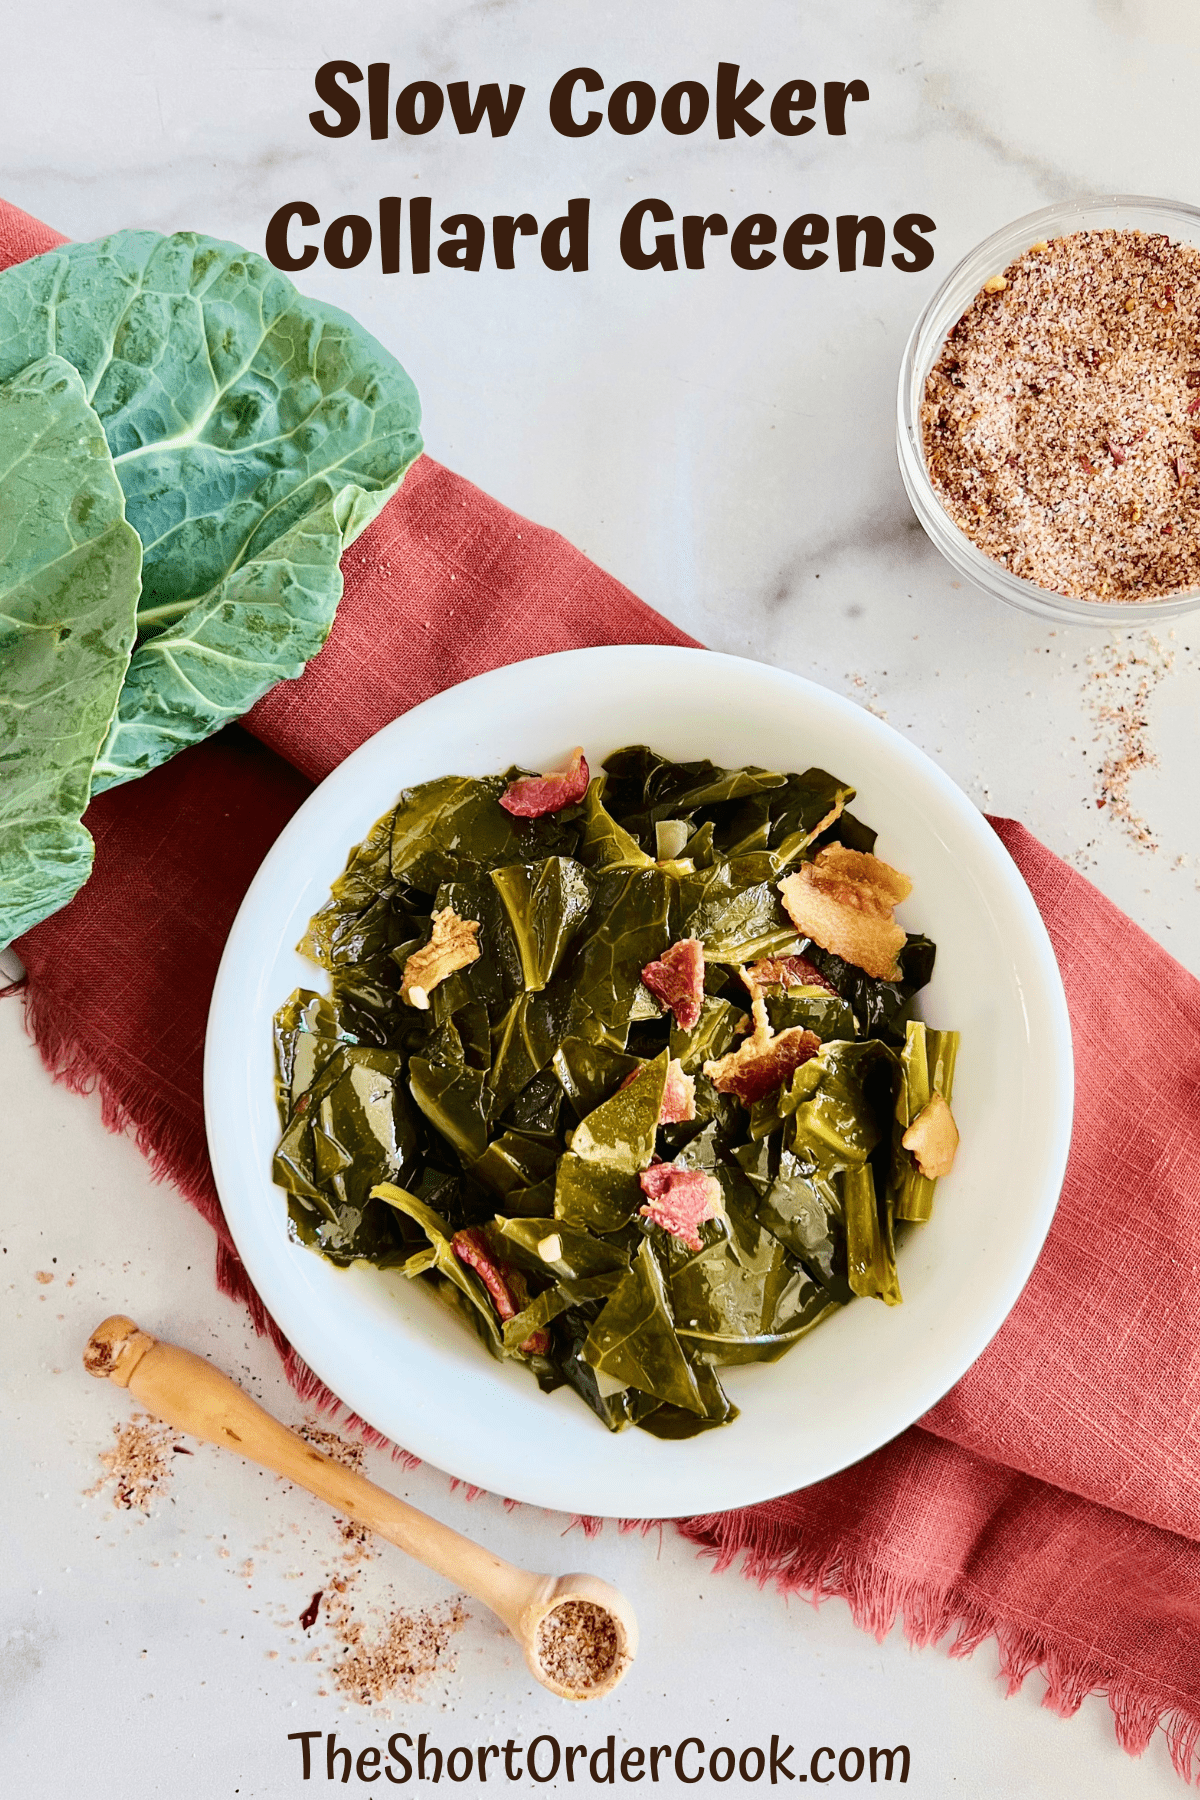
left=704, top=1025, right=820, bottom=1106
left=778, top=847, right=911, bottom=981
left=743, top=954, right=838, bottom=999
left=452, top=1228, right=549, bottom=1355
left=1187, top=371, right=1200, bottom=388
left=620, top=1057, right=696, bottom=1124
left=638, top=1165, right=723, bottom=1253
left=902, top=1092, right=960, bottom=1179
left=401, top=907, right=481, bottom=1008
left=640, top=937, right=705, bottom=1030
left=499, top=747, right=589, bottom=817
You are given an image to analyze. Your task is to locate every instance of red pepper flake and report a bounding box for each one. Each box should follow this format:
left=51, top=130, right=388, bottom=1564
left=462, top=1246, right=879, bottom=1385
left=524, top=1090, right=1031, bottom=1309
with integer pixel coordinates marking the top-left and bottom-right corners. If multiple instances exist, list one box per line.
left=1162, top=523, right=1175, bottom=536
left=1106, top=439, right=1126, bottom=466
left=171, top=1444, right=194, bottom=1456
left=1079, top=456, right=1096, bottom=475
left=1004, top=452, right=1021, bottom=468
left=1175, top=456, right=1189, bottom=488
left=1187, top=396, right=1200, bottom=417
left=1191, top=428, right=1200, bottom=444
left=300, top=1590, right=324, bottom=1631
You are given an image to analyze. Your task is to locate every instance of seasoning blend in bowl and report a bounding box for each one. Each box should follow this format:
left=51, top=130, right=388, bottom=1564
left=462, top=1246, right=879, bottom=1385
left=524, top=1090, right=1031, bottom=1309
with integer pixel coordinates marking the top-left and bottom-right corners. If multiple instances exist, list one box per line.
left=898, top=197, right=1200, bottom=622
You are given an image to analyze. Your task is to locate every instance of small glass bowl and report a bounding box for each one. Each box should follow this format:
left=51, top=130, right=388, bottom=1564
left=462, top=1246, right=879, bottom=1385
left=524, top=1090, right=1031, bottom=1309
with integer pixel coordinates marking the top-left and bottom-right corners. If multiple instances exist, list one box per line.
left=896, top=194, right=1200, bottom=624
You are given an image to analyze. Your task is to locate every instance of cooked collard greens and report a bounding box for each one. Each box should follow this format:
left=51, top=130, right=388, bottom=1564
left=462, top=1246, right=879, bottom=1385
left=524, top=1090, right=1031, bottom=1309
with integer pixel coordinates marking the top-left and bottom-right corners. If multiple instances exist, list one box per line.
left=271, top=747, right=960, bottom=1437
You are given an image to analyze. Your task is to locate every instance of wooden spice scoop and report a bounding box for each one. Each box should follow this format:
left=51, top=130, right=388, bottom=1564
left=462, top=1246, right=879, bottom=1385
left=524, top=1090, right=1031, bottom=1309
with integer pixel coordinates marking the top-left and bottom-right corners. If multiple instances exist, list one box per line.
left=83, top=1315, right=637, bottom=1701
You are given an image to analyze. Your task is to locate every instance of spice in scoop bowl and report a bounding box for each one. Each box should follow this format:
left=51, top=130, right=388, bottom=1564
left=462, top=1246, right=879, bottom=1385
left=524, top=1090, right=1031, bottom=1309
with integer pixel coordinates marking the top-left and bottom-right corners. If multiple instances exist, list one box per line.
left=898, top=196, right=1200, bottom=621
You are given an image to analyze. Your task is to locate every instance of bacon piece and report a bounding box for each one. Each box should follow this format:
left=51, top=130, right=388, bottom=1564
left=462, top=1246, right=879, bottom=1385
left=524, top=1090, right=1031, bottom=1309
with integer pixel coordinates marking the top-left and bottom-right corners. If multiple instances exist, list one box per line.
left=902, top=1092, right=959, bottom=1179
left=619, top=1057, right=697, bottom=1123
left=638, top=1164, right=723, bottom=1253
left=452, top=1228, right=549, bottom=1354
left=778, top=847, right=911, bottom=981
left=499, top=747, right=589, bottom=817
left=640, top=937, right=705, bottom=1030
left=743, top=953, right=838, bottom=998
left=704, top=1026, right=820, bottom=1106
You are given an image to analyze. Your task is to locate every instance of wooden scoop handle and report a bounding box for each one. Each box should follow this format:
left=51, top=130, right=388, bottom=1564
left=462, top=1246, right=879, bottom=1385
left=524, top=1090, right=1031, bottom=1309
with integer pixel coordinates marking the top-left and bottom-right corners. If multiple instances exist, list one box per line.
left=83, top=1316, right=636, bottom=1699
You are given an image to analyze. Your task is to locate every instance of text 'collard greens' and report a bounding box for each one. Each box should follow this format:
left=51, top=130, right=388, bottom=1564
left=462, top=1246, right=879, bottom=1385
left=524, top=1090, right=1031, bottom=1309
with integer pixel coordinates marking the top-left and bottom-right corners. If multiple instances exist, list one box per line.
left=270, top=745, right=960, bottom=1439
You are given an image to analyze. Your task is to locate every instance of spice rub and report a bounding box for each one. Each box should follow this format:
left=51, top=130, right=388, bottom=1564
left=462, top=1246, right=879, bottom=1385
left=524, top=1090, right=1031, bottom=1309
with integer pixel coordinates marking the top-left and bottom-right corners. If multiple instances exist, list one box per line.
left=923, top=229, right=1200, bottom=601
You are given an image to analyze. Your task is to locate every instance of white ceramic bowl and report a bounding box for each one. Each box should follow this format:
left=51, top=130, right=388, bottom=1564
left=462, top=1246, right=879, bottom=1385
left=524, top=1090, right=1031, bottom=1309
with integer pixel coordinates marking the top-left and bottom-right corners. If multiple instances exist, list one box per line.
left=205, top=646, right=1073, bottom=1517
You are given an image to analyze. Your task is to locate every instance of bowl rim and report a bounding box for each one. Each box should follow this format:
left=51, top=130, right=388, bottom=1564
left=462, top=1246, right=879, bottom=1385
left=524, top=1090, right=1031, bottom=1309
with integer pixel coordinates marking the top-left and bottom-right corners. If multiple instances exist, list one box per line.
left=204, top=645, right=1075, bottom=1515
left=897, top=192, right=1200, bottom=625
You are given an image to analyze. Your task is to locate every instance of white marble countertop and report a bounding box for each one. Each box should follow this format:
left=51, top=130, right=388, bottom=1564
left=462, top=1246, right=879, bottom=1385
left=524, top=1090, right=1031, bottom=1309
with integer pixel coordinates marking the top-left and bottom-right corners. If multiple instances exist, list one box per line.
left=3, top=1, right=1197, bottom=1793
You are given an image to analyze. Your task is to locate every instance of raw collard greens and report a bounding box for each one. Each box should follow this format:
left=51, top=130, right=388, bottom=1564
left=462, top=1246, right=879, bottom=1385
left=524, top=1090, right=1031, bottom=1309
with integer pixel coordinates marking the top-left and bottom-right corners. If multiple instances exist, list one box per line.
left=0, top=356, right=142, bottom=941
left=272, top=746, right=961, bottom=1438
left=0, top=229, right=422, bottom=950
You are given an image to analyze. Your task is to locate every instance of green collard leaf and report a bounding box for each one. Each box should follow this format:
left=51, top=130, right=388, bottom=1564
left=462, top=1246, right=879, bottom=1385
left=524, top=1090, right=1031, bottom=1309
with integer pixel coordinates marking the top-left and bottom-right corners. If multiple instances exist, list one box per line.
left=635, top=1359, right=738, bottom=1438
left=669, top=996, right=743, bottom=1074
left=583, top=1238, right=703, bottom=1414
left=0, top=230, right=422, bottom=789
left=501, top=1271, right=625, bottom=1352
left=568, top=1048, right=668, bottom=1171
left=472, top=1129, right=559, bottom=1198
left=391, top=775, right=522, bottom=890
left=844, top=1163, right=902, bottom=1305
left=272, top=987, right=356, bottom=1125
left=756, top=1148, right=852, bottom=1301
left=554, top=1156, right=643, bottom=1234
left=662, top=1190, right=837, bottom=1364
left=493, top=1215, right=630, bottom=1283
left=551, top=1036, right=642, bottom=1116
left=568, top=865, right=671, bottom=1031
left=796, top=934, right=937, bottom=1046
left=409, top=1051, right=493, bottom=1165
left=0, top=356, right=141, bottom=948
left=577, top=776, right=655, bottom=870
left=488, top=983, right=576, bottom=1113
left=762, top=988, right=858, bottom=1043
left=787, top=1040, right=895, bottom=1165
left=490, top=856, right=595, bottom=991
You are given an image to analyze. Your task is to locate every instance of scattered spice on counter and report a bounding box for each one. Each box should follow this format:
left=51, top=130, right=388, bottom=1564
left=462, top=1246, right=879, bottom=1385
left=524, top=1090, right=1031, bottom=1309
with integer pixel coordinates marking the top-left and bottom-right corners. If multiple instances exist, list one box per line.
left=324, top=1591, right=467, bottom=1707
left=923, top=230, right=1200, bottom=600
left=536, top=1600, right=621, bottom=1692
left=1083, top=632, right=1175, bottom=848
left=86, top=1413, right=174, bottom=1513
left=35, top=1269, right=54, bottom=1284
left=298, top=1419, right=366, bottom=1471
left=300, top=1589, right=324, bottom=1631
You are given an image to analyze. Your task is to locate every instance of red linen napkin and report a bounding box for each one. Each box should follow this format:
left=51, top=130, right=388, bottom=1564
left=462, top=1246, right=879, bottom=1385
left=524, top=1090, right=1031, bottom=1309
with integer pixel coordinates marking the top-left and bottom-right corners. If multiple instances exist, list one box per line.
left=7, top=198, right=1200, bottom=1775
